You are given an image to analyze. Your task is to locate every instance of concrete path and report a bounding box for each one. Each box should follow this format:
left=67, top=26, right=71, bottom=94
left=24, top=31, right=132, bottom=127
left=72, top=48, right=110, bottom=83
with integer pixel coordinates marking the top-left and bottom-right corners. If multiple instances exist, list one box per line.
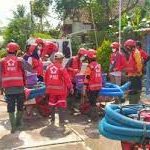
left=0, top=99, right=121, bottom=150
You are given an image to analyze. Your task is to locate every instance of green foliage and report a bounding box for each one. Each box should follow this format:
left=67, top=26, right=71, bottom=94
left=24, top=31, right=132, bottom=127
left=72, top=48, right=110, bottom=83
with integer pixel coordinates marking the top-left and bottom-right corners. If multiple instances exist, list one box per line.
left=32, top=0, right=49, bottom=18
left=33, top=32, right=51, bottom=39
left=3, top=17, right=31, bottom=50
left=3, top=5, right=32, bottom=50
left=13, top=5, right=26, bottom=18
left=49, top=29, right=60, bottom=39
left=0, top=49, right=7, bottom=58
left=54, top=0, right=86, bottom=18
left=32, top=0, right=51, bottom=31
left=97, top=40, right=112, bottom=73
left=71, top=36, right=82, bottom=56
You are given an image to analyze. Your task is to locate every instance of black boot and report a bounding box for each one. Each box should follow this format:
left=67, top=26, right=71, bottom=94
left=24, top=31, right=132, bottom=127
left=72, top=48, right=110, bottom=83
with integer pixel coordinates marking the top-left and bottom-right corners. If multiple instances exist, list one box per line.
left=9, top=113, right=16, bottom=133
left=16, top=111, right=23, bottom=130
left=51, top=107, right=55, bottom=125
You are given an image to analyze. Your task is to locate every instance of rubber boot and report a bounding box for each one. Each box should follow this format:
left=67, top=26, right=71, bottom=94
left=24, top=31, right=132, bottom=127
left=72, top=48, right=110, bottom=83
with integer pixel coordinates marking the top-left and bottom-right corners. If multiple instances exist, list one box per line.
left=16, top=111, right=23, bottom=130
left=51, top=107, right=55, bottom=125
left=9, top=113, right=16, bottom=133
left=58, top=107, right=65, bottom=131
left=89, top=106, right=99, bottom=122
left=128, top=93, right=141, bottom=104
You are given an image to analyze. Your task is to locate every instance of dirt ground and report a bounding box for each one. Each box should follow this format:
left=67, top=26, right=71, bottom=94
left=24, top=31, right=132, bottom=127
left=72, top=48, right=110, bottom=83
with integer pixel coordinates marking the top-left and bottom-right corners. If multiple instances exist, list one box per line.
left=0, top=95, right=121, bottom=150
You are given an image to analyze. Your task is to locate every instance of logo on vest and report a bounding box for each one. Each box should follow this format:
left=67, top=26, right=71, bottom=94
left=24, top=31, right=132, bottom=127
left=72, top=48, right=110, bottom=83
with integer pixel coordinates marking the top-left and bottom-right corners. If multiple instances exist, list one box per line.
left=6, top=59, right=16, bottom=71
left=95, top=65, right=101, bottom=77
left=50, top=66, right=58, bottom=79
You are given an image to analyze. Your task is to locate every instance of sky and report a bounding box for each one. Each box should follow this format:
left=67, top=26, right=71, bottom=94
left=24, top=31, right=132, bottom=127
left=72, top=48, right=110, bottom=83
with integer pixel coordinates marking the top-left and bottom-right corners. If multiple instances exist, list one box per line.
left=0, top=0, right=60, bottom=28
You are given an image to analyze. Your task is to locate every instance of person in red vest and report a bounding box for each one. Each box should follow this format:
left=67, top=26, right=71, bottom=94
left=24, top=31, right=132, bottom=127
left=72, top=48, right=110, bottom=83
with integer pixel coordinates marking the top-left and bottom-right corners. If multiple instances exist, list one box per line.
left=84, top=49, right=102, bottom=121
left=109, top=42, right=127, bottom=85
left=0, top=42, right=32, bottom=133
left=65, top=48, right=87, bottom=82
left=65, top=48, right=87, bottom=113
left=45, top=52, right=73, bottom=128
left=27, top=43, right=44, bottom=82
left=124, top=39, right=143, bottom=104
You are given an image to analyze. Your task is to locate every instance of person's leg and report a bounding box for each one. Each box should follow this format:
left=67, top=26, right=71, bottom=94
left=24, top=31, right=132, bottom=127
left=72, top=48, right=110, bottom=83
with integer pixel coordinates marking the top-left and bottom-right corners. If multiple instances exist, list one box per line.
left=48, top=95, right=56, bottom=124
left=128, top=92, right=141, bottom=104
left=58, top=107, right=65, bottom=126
left=6, top=94, right=16, bottom=133
left=128, top=76, right=142, bottom=104
left=57, top=95, right=67, bottom=126
left=16, top=93, right=25, bottom=129
left=109, top=73, right=116, bottom=84
left=87, top=90, right=99, bottom=121
left=115, top=75, right=121, bottom=86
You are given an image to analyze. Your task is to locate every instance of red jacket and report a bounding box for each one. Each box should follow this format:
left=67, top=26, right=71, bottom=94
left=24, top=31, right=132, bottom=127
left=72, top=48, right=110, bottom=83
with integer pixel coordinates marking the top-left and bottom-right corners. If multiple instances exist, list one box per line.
left=1, top=55, right=24, bottom=88
left=45, top=62, right=72, bottom=95
left=66, top=56, right=82, bottom=81
left=32, top=58, right=43, bottom=77
left=110, top=51, right=127, bottom=72
left=85, top=61, right=102, bottom=91
left=41, top=42, right=58, bottom=58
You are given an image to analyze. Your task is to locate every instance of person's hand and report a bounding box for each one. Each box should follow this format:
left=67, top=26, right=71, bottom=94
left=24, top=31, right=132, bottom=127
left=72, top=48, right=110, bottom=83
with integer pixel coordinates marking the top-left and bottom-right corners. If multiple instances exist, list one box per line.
left=74, top=69, right=79, bottom=74
left=70, top=88, right=74, bottom=95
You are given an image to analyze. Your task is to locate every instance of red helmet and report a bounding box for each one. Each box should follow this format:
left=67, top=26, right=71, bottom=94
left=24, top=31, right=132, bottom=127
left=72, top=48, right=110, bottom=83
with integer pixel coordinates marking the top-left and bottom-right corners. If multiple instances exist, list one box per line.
left=78, top=48, right=88, bottom=56
left=87, top=49, right=97, bottom=59
left=28, top=44, right=37, bottom=55
left=124, top=39, right=136, bottom=48
left=111, top=42, right=120, bottom=49
left=35, top=38, right=43, bottom=45
left=6, top=42, right=19, bottom=53
left=48, top=42, right=58, bottom=52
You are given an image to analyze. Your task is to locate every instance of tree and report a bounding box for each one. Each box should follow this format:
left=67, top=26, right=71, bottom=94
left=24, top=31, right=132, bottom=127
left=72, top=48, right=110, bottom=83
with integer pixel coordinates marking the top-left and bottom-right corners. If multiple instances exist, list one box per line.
left=3, top=5, right=32, bottom=50
left=54, top=0, right=140, bottom=31
left=32, top=0, right=52, bottom=32
left=4, top=17, right=31, bottom=50
left=13, top=5, right=26, bottom=18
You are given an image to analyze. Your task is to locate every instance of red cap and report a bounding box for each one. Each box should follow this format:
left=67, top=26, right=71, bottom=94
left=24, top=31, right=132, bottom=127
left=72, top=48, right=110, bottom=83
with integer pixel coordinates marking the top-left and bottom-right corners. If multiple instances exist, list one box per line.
left=111, top=42, right=120, bottom=49
left=87, top=49, right=97, bottom=58
left=6, top=42, right=19, bottom=53
left=124, top=39, right=136, bottom=48
left=35, top=38, right=43, bottom=45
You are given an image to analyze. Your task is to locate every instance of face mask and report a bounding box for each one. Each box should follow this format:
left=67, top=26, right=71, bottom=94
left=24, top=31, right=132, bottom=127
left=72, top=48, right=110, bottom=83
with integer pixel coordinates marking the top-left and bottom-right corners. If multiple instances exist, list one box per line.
left=38, top=45, right=42, bottom=50
left=80, top=56, right=85, bottom=61
left=112, top=49, right=116, bottom=53
left=37, top=50, right=41, bottom=56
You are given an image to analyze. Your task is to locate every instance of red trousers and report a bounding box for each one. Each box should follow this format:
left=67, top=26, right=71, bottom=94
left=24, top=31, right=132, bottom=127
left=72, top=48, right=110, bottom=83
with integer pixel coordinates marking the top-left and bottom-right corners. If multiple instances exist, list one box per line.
left=48, top=94, right=67, bottom=108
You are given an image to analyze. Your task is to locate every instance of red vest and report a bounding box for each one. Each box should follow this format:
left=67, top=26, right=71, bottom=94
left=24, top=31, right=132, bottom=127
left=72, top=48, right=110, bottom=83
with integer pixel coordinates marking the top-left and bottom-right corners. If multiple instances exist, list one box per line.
left=45, top=63, right=67, bottom=95
left=67, top=56, right=81, bottom=81
left=1, top=55, right=24, bottom=88
left=32, top=58, right=43, bottom=76
left=126, top=50, right=142, bottom=76
left=88, top=61, right=102, bottom=91
left=110, top=52, right=127, bottom=71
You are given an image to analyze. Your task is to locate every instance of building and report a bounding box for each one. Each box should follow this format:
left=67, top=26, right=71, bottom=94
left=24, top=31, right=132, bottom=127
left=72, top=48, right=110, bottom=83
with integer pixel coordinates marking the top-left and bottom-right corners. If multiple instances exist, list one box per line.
left=62, top=8, right=93, bottom=36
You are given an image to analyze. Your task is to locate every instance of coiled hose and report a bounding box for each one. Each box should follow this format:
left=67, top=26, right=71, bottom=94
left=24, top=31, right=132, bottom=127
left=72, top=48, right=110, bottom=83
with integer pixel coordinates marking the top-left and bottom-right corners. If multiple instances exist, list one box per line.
left=99, top=104, right=150, bottom=143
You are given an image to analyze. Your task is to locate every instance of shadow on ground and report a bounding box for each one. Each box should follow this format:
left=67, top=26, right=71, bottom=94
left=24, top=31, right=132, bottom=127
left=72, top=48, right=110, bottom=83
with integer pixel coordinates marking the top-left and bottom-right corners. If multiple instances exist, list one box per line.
left=40, top=125, right=72, bottom=140
left=0, top=133, right=24, bottom=149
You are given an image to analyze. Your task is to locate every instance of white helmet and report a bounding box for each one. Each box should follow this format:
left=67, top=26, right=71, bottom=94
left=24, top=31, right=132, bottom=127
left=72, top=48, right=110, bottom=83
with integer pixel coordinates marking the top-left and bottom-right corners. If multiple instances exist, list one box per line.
left=54, top=52, right=64, bottom=59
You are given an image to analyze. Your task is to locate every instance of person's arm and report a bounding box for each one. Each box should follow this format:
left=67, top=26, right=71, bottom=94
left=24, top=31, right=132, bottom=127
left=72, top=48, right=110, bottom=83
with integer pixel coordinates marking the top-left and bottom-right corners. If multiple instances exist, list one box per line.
left=65, top=58, right=72, bottom=69
left=62, top=68, right=74, bottom=94
left=22, top=59, right=33, bottom=72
